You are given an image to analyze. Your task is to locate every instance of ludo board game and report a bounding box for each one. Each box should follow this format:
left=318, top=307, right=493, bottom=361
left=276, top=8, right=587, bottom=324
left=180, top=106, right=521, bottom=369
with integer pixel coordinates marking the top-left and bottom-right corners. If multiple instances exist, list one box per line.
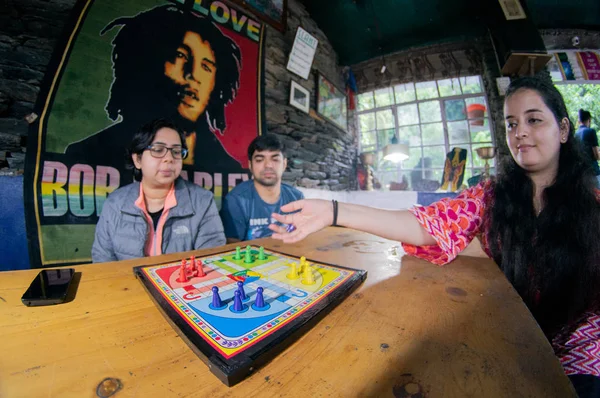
left=133, top=245, right=367, bottom=386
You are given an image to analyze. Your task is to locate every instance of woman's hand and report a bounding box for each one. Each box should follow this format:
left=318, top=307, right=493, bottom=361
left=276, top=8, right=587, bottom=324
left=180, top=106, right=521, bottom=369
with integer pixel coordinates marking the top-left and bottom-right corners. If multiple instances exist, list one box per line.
left=269, top=199, right=333, bottom=243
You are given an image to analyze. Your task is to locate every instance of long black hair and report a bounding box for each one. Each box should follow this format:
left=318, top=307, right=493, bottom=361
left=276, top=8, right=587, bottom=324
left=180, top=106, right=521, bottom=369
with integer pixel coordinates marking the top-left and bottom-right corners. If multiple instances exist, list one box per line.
left=102, top=5, right=242, bottom=135
left=484, top=76, right=600, bottom=335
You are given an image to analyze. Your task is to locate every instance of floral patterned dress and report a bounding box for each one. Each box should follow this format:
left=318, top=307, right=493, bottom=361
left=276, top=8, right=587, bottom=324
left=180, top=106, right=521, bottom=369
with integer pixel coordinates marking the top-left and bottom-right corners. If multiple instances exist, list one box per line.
left=402, top=183, right=600, bottom=377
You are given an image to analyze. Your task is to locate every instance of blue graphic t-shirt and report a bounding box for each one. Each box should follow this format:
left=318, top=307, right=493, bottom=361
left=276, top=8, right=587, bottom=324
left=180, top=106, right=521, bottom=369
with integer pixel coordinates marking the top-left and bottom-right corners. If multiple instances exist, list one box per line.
left=220, top=180, right=304, bottom=241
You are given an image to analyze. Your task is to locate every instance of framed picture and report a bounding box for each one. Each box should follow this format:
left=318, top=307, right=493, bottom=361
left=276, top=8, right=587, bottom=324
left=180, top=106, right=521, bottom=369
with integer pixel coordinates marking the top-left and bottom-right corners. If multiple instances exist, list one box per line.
left=227, top=0, right=288, bottom=32
left=498, top=0, right=526, bottom=20
left=316, top=73, right=347, bottom=132
left=289, top=81, right=310, bottom=113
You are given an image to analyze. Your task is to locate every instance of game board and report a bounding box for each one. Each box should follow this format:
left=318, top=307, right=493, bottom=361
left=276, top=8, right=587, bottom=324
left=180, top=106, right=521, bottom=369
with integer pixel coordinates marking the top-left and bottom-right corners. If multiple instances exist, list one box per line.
left=133, top=245, right=367, bottom=386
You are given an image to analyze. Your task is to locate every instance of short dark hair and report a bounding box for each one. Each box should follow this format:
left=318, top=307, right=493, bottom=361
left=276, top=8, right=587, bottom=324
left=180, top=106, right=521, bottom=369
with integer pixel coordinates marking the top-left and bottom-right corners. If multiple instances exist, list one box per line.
left=579, top=109, right=592, bottom=123
left=247, top=134, right=286, bottom=160
left=127, top=118, right=187, bottom=181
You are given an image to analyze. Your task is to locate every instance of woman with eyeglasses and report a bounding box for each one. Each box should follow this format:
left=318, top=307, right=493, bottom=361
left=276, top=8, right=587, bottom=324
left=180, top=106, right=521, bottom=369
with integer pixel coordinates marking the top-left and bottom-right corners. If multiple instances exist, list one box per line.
left=92, top=118, right=225, bottom=262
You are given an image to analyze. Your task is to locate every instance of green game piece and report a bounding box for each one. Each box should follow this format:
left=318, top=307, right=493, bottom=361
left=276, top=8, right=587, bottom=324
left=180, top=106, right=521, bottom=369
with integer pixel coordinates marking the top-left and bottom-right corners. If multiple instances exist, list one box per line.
left=234, top=246, right=241, bottom=260
left=258, top=246, right=266, bottom=260
left=244, top=245, right=253, bottom=263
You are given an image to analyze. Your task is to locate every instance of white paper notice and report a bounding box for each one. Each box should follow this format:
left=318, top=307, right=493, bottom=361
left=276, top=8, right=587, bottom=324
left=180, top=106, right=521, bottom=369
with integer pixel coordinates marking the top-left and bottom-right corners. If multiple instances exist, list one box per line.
left=286, top=27, right=319, bottom=80
left=496, top=77, right=511, bottom=96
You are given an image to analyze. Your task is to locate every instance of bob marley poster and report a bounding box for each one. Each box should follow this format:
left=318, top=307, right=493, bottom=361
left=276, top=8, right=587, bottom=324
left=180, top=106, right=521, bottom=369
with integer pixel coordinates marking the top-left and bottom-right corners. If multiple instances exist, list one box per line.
left=24, top=0, right=266, bottom=267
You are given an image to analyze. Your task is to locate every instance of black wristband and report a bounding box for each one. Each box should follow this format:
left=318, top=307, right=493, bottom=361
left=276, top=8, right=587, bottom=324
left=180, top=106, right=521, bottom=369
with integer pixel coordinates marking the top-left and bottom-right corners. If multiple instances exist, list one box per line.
left=332, top=200, right=338, bottom=226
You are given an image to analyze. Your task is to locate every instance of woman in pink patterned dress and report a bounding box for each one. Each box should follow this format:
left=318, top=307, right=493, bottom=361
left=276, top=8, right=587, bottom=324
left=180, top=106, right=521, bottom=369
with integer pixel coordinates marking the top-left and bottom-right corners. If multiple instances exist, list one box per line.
left=269, top=77, right=600, bottom=396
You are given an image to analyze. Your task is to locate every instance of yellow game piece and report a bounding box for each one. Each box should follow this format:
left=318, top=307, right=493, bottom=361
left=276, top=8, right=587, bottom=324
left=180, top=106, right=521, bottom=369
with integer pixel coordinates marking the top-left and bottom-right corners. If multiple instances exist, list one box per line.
left=302, top=262, right=315, bottom=285
left=287, top=262, right=299, bottom=279
left=299, top=256, right=306, bottom=272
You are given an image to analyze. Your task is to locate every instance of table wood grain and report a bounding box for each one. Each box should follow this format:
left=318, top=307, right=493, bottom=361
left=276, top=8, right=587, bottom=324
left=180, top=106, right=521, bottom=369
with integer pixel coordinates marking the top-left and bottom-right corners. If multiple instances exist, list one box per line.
left=0, top=228, right=575, bottom=397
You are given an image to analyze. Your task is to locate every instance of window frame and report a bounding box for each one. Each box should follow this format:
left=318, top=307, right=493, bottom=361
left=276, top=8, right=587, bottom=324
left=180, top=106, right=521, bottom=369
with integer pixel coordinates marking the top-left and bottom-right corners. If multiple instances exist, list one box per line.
left=357, top=76, right=495, bottom=189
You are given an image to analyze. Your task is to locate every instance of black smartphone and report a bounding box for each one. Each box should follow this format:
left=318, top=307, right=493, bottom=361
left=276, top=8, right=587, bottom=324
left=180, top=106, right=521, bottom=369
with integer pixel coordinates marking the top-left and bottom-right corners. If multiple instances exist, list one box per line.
left=21, top=268, right=75, bottom=307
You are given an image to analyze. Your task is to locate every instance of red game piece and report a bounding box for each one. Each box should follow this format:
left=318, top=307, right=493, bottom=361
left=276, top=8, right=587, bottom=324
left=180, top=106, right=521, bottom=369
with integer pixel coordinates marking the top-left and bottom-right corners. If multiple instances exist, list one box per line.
left=189, top=256, right=198, bottom=277
left=197, top=259, right=206, bottom=277
left=177, top=259, right=188, bottom=283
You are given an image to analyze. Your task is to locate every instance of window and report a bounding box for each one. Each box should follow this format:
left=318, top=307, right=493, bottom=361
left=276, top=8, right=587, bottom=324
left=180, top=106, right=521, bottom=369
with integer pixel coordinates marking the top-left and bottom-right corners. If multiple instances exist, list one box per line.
left=357, top=76, right=494, bottom=190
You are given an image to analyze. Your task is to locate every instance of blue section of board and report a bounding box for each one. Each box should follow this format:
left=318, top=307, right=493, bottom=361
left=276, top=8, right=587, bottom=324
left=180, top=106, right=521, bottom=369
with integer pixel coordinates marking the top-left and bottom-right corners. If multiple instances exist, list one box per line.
left=196, top=308, right=287, bottom=337
left=187, top=280, right=293, bottom=337
left=192, top=297, right=288, bottom=337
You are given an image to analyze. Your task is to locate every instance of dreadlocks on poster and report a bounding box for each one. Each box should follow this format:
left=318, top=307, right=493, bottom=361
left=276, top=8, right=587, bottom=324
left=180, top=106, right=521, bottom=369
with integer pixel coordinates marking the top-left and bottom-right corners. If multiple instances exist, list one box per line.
left=24, top=0, right=266, bottom=266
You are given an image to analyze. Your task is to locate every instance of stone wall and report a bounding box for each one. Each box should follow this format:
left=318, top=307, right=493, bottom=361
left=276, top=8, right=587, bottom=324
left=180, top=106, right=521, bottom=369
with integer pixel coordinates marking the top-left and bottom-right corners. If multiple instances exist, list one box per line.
left=0, top=0, right=77, bottom=172
left=541, top=29, right=600, bottom=52
left=5, top=0, right=595, bottom=187
left=476, top=36, right=507, bottom=157
left=263, top=0, right=356, bottom=191
left=0, top=0, right=357, bottom=190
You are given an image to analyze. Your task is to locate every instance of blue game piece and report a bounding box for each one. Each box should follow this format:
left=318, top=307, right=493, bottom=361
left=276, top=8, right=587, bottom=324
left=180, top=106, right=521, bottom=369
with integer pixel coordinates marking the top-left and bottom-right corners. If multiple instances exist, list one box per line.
left=230, top=290, right=248, bottom=313
left=233, top=290, right=244, bottom=311
left=255, top=287, right=265, bottom=307
left=237, top=281, right=250, bottom=302
left=252, top=286, right=270, bottom=311
left=209, top=286, right=227, bottom=310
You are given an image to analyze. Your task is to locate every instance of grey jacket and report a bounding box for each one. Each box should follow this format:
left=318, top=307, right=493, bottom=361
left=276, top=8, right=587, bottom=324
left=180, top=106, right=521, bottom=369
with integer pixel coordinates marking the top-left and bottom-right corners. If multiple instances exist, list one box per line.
left=92, top=178, right=225, bottom=263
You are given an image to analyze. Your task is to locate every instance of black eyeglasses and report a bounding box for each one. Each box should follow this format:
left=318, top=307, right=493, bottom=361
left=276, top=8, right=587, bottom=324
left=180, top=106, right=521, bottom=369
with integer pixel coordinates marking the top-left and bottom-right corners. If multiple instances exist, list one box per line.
left=145, top=144, right=188, bottom=159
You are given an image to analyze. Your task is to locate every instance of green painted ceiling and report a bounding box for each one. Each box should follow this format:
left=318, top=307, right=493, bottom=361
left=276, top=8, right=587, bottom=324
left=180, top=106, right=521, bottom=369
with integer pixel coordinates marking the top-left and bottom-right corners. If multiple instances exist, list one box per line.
left=300, top=0, right=600, bottom=65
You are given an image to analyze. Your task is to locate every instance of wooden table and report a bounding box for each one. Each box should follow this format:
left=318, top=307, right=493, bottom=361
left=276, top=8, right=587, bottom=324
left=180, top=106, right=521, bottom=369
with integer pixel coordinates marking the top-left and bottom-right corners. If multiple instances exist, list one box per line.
left=0, top=228, right=575, bottom=397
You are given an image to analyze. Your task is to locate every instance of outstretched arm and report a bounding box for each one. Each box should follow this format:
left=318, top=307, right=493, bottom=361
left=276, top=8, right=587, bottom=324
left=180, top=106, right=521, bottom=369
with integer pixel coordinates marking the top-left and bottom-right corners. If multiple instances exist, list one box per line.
left=269, top=199, right=436, bottom=246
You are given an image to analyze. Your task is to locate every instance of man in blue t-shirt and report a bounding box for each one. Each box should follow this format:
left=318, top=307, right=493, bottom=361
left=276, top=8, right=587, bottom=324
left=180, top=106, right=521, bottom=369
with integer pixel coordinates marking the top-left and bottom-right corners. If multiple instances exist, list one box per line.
left=575, top=109, right=600, bottom=185
left=220, top=135, right=304, bottom=241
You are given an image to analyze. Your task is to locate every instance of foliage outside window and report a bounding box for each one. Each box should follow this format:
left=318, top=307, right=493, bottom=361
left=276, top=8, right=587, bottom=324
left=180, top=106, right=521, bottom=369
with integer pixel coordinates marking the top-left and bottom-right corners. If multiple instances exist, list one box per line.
left=555, top=84, right=600, bottom=131
left=357, top=76, right=494, bottom=191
